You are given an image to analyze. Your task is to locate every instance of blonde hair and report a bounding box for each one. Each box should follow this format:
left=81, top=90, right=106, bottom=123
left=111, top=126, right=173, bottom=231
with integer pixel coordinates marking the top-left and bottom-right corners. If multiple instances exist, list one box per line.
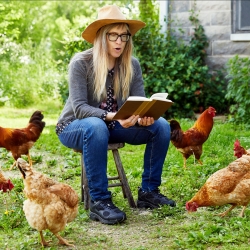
left=92, top=23, right=134, bottom=102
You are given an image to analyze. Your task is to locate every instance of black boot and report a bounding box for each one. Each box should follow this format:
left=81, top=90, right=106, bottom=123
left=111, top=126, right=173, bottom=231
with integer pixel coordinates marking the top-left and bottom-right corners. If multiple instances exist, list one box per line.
left=137, top=187, right=176, bottom=209
left=89, top=198, right=126, bottom=225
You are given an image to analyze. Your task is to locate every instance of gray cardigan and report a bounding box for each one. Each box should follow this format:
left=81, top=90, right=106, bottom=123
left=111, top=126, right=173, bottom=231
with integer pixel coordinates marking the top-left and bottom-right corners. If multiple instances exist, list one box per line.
left=57, top=49, right=145, bottom=124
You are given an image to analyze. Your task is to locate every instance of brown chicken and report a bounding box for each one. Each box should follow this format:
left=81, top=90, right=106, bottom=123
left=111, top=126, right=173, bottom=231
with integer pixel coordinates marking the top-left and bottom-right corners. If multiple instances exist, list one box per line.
left=0, top=170, right=14, bottom=192
left=170, top=106, right=216, bottom=168
left=234, top=139, right=250, bottom=158
left=0, top=110, right=45, bottom=170
left=17, top=158, right=79, bottom=247
left=186, top=153, right=250, bottom=217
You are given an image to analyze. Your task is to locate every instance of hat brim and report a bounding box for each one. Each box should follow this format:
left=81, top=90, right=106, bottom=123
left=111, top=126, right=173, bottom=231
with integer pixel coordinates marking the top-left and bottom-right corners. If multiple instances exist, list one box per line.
left=82, top=19, right=146, bottom=44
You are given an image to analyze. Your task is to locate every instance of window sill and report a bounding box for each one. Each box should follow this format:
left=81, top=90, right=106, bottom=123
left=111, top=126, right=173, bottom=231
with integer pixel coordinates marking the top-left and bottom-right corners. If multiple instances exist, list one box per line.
left=230, top=33, right=250, bottom=41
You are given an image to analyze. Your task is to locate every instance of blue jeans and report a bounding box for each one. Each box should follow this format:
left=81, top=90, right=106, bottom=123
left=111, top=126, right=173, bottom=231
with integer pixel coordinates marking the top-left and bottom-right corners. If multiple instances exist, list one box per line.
left=58, top=117, right=170, bottom=201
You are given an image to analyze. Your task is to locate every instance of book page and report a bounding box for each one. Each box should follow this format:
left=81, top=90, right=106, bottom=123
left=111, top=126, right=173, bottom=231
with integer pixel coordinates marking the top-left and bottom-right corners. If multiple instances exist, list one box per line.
left=127, top=96, right=150, bottom=101
left=150, top=93, right=169, bottom=100
left=138, top=99, right=173, bottom=119
left=151, top=97, right=172, bottom=102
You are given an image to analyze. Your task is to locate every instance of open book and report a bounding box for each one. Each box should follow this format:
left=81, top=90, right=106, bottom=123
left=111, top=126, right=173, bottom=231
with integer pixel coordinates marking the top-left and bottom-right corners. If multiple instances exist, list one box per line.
left=113, top=93, right=173, bottom=120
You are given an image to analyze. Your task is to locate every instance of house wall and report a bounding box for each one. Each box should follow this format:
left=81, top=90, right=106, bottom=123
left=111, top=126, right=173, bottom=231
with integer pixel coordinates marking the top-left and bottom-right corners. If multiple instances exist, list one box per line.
left=169, top=0, right=250, bottom=72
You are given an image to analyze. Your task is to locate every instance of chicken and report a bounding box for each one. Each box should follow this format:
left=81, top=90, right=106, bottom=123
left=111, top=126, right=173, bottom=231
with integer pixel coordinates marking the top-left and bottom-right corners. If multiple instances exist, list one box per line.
left=0, top=110, right=45, bottom=170
left=186, top=153, right=250, bottom=217
left=17, top=158, right=78, bottom=247
left=0, top=169, right=14, bottom=192
left=170, top=106, right=216, bottom=168
left=234, top=139, right=250, bottom=158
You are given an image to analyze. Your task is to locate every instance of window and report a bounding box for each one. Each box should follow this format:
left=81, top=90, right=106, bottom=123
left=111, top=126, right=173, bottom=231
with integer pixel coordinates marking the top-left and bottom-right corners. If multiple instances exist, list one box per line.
left=231, top=0, right=250, bottom=41
left=232, top=0, right=250, bottom=33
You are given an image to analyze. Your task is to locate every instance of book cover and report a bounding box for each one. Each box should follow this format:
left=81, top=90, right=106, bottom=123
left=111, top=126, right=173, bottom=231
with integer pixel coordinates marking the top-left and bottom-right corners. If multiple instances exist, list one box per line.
left=113, top=93, right=173, bottom=120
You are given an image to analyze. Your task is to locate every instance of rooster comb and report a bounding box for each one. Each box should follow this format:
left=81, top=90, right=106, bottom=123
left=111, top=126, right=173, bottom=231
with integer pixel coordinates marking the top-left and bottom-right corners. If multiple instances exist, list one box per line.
left=234, top=139, right=240, bottom=147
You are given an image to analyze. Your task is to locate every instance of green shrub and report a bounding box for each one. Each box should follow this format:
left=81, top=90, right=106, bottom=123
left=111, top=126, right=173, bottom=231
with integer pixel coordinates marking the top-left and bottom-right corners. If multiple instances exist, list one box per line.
left=0, top=39, right=62, bottom=108
left=57, top=37, right=92, bottom=103
left=132, top=1, right=228, bottom=118
left=226, top=55, right=250, bottom=126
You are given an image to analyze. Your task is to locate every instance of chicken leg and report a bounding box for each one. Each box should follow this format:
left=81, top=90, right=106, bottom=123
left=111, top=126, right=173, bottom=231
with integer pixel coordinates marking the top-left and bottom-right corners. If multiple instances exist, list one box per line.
left=54, top=233, right=75, bottom=247
left=197, top=159, right=203, bottom=165
left=39, top=231, right=51, bottom=247
left=182, top=156, right=203, bottom=168
left=9, top=153, right=33, bottom=170
left=239, top=205, right=247, bottom=217
left=183, top=156, right=187, bottom=168
left=217, top=204, right=237, bottom=217
left=9, top=161, right=17, bottom=171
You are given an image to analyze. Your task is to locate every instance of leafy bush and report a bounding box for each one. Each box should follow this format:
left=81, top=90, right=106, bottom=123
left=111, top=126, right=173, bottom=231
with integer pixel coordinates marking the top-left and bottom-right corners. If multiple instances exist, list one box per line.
left=132, top=1, right=228, bottom=118
left=0, top=2, right=73, bottom=107
left=0, top=39, right=62, bottom=107
left=1, top=1, right=128, bottom=107
left=226, top=55, right=250, bottom=126
left=57, top=37, right=92, bottom=103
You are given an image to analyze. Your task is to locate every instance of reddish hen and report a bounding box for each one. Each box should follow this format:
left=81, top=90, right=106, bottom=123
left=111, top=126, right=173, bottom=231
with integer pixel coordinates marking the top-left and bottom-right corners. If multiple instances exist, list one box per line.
left=0, top=110, right=45, bottom=170
left=170, top=106, right=216, bottom=168
left=186, top=153, right=250, bottom=217
left=0, top=171, right=14, bottom=192
left=234, top=139, right=249, bottom=158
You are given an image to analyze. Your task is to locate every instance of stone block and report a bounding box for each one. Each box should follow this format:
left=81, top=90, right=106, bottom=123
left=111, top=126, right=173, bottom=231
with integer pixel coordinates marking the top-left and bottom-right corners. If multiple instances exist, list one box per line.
left=171, top=27, right=191, bottom=41
left=196, top=12, right=211, bottom=26
left=170, top=0, right=190, bottom=13
left=205, top=56, right=231, bottom=71
left=191, top=1, right=231, bottom=11
left=213, top=41, right=250, bottom=55
left=171, top=12, right=192, bottom=27
left=205, top=42, right=212, bottom=56
left=204, top=26, right=231, bottom=40
left=211, top=12, right=231, bottom=26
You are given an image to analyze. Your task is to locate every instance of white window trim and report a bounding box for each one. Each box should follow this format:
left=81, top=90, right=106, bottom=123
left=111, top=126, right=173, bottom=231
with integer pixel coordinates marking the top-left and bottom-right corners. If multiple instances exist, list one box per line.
left=159, top=0, right=168, bottom=33
left=231, top=33, right=250, bottom=41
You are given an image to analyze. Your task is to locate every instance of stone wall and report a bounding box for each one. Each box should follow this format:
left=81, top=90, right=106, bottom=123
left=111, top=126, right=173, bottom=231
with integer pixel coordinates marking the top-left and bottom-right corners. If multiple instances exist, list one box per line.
left=169, top=0, right=250, bottom=72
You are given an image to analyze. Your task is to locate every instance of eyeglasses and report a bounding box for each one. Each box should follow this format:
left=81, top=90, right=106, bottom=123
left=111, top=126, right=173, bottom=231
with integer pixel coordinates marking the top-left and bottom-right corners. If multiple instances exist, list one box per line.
left=107, top=32, right=131, bottom=42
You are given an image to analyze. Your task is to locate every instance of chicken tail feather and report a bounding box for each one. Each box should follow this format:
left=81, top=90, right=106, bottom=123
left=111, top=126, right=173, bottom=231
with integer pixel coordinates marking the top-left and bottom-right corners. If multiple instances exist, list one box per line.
left=29, top=110, right=46, bottom=131
left=169, top=120, right=183, bottom=142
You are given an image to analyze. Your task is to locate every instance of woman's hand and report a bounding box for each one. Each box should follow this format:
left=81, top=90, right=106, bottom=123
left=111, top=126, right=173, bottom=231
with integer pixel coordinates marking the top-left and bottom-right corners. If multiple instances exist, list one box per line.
left=107, top=112, right=154, bottom=128
left=118, top=115, right=140, bottom=128
left=117, top=115, right=154, bottom=128
left=137, top=117, right=154, bottom=126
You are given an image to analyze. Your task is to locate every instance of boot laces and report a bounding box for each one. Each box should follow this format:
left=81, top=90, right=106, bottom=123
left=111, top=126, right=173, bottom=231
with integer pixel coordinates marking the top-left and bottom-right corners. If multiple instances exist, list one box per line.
left=152, top=188, right=167, bottom=199
left=101, top=198, right=117, bottom=209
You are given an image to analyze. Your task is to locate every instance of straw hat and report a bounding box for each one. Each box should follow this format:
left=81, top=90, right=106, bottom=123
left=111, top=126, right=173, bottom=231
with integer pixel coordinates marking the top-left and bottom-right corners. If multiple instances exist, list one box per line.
left=82, top=5, right=146, bottom=44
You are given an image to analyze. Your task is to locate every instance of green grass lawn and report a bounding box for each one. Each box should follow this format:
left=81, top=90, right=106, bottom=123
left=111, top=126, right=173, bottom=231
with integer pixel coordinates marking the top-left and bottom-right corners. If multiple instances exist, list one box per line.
left=1, top=106, right=250, bottom=250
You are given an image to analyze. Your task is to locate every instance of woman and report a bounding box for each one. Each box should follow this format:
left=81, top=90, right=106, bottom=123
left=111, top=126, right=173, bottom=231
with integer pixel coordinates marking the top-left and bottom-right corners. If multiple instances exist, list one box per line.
left=56, top=5, right=176, bottom=225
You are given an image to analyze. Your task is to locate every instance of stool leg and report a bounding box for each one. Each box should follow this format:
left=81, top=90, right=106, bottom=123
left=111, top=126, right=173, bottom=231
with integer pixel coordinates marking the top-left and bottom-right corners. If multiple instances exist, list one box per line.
left=111, top=149, right=136, bottom=208
left=81, top=154, right=90, bottom=210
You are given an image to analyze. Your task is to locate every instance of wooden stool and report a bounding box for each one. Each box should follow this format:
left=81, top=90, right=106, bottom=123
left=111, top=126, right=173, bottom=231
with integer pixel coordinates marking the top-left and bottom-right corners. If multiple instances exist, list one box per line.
left=76, top=143, right=136, bottom=210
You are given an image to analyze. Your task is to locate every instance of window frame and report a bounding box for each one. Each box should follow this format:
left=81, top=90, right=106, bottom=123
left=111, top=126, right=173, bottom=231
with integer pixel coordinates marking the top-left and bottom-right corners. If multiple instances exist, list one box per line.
left=231, top=0, right=250, bottom=41
left=232, top=0, right=250, bottom=33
